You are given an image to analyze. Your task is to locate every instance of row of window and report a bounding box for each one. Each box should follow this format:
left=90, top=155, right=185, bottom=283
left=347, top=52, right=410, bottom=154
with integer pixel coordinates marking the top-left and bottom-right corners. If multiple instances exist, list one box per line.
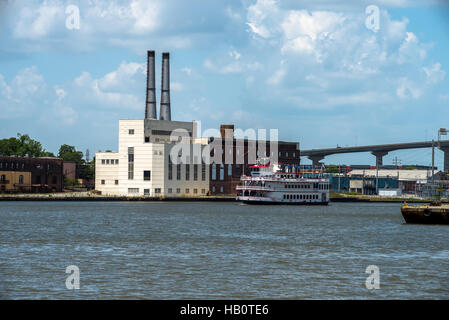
left=1, top=174, right=57, bottom=185
left=211, top=186, right=224, bottom=193
left=101, top=180, right=119, bottom=185
left=101, top=159, right=119, bottom=165
left=168, top=163, right=207, bottom=181
left=211, top=149, right=298, bottom=158
left=0, top=174, right=24, bottom=184
left=283, top=194, right=319, bottom=200
left=285, top=184, right=311, bottom=189
left=0, top=162, right=58, bottom=170
left=127, top=188, right=206, bottom=195
left=211, top=164, right=236, bottom=181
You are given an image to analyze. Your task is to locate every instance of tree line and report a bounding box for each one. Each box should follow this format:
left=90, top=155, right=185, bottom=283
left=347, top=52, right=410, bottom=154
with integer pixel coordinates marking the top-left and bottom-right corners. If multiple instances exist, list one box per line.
left=0, top=133, right=94, bottom=180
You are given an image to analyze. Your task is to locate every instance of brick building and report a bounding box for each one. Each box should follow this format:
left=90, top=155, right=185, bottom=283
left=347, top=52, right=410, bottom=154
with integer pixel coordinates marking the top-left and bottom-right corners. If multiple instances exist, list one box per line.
left=209, top=125, right=300, bottom=195
left=0, top=156, right=64, bottom=193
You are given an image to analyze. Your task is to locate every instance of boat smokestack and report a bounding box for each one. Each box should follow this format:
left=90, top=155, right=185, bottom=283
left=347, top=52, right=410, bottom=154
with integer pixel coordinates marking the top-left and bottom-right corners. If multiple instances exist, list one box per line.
left=159, top=52, right=171, bottom=121
left=145, top=50, right=157, bottom=119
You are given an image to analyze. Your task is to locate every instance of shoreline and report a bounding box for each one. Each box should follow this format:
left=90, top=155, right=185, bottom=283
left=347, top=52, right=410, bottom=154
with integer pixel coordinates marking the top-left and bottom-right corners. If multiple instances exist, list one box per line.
left=0, top=193, right=441, bottom=203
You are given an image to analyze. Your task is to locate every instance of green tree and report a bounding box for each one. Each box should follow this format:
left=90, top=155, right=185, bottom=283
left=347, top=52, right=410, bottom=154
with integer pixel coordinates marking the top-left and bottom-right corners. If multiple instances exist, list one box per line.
left=0, top=133, right=51, bottom=157
left=325, top=165, right=340, bottom=174
left=58, top=144, right=84, bottom=164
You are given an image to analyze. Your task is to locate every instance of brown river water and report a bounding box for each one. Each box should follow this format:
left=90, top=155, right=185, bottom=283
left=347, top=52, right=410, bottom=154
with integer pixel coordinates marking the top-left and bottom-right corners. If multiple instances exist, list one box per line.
left=0, top=201, right=448, bottom=299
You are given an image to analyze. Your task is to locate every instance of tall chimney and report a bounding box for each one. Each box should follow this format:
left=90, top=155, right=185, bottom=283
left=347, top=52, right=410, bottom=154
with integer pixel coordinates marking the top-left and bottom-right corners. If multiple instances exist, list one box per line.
left=159, top=52, right=171, bottom=121
left=145, top=50, right=157, bottom=119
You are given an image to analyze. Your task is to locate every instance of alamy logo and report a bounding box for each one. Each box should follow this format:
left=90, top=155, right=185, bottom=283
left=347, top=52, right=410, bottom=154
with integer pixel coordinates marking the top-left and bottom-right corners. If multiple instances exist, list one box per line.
left=65, top=265, right=80, bottom=290
left=365, top=5, right=380, bottom=33
left=365, top=265, right=380, bottom=290
left=65, top=5, right=80, bottom=30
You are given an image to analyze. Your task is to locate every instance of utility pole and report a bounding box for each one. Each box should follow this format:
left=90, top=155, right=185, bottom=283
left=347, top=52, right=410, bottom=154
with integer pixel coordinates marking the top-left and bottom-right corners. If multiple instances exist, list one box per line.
left=338, top=165, right=341, bottom=193
left=376, top=163, right=379, bottom=195
left=432, top=139, right=435, bottom=186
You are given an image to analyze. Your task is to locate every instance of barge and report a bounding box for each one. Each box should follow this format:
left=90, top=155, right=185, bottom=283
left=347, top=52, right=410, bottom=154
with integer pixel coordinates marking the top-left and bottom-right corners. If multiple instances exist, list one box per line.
left=401, top=202, right=449, bottom=224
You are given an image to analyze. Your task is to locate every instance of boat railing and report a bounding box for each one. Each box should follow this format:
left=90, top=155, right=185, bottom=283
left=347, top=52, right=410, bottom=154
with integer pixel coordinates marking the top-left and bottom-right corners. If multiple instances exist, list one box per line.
left=236, top=185, right=271, bottom=191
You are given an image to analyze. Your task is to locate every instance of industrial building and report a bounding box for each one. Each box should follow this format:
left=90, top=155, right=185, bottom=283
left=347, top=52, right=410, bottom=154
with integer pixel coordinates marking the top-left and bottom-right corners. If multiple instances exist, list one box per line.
left=329, top=167, right=440, bottom=196
left=208, top=124, right=300, bottom=195
left=0, top=156, right=63, bottom=193
left=95, top=51, right=209, bottom=196
left=95, top=50, right=302, bottom=197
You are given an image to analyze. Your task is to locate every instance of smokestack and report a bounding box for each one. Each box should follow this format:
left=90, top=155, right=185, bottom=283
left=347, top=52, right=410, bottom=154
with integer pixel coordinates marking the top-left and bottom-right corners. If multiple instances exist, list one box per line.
left=145, top=50, right=157, bottom=119
left=159, top=52, right=171, bottom=121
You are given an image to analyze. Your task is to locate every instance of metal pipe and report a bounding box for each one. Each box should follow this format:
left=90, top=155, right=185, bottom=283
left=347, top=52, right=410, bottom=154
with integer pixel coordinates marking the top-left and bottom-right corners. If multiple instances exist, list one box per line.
left=145, top=50, right=157, bottom=119
left=160, top=52, right=171, bottom=121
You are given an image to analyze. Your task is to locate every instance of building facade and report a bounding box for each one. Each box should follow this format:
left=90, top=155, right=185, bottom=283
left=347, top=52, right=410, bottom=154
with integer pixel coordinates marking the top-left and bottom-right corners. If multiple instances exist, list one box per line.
left=95, top=119, right=210, bottom=196
left=0, top=156, right=63, bottom=193
left=208, top=125, right=300, bottom=195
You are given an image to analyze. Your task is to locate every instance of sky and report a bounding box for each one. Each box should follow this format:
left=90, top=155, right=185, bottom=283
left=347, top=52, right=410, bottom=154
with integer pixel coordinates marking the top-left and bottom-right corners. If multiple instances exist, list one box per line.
left=0, top=0, right=448, bottom=168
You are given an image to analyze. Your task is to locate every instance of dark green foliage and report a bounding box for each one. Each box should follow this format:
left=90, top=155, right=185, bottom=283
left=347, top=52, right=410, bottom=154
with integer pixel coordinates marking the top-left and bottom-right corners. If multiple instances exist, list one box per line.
left=0, top=133, right=50, bottom=157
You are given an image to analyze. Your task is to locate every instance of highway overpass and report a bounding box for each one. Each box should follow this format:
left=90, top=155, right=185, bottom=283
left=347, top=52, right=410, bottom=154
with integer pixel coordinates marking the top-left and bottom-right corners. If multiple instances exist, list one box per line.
left=301, top=140, right=449, bottom=171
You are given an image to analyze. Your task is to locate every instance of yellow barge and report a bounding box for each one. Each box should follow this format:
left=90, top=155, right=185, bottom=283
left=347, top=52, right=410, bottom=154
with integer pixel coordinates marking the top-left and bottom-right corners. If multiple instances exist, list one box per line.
left=401, top=202, right=449, bottom=224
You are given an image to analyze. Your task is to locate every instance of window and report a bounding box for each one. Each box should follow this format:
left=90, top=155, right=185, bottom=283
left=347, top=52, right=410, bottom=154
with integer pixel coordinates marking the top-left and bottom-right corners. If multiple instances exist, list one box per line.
left=144, top=189, right=150, bottom=195
left=219, top=164, right=224, bottom=181
left=128, top=147, right=134, bottom=180
left=145, top=136, right=150, bottom=143
left=194, top=164, right=198, bottom=181
left=168, top=188, right=172, bottom=194
left=106, top=159, right=110, bottom=164
left=129, top=129, right=134, bottom=135
left=185, top=164, right=190, bottom=180
left=115, top=180, right=119, bottom=185
left=1, top=175, right=6, bottom=183
left=220, top=186, right=224, bottom=193
left=228, top=164, right=232, bottom=176
left=19, top=175, right=24, bottom=184
left=185, top=188, right=190, bottom=194
left=115, top=159, right=119, bottom=165
left=176, top=164, right=181, bottom=180
left=128, top=188, right=139, bottom=194
left=155, top=188, right=161, bottom=194
left=201, top=189, right=205, bottom=194
left=176, top=188, right=181, bottom=194
left=212, top=186, right=216, bottom=193
left=168, top=159, right=173, bottom=180
left=194, top=189, right=198, bottom=194
left=144, top=170, right=151, bottom=181
left=101, top=180, right=105, bottom=185
left=202, top=163, right=206, bottom=181
left=101, top=159, right=105, bottom=164
left=212, top=164, right=216, bottom=180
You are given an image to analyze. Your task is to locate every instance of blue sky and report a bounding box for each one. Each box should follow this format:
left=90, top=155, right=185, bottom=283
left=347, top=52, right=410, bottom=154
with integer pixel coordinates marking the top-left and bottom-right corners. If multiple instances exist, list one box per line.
left=0, top=0, right=448, bottom=168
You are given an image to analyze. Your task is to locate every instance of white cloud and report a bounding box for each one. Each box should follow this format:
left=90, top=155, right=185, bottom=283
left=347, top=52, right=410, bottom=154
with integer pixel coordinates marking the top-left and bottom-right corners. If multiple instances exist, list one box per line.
left=246, top=0, right=279, bottom=39
left=267, top=63, right=286, bottom=85
left=423, top=63, right=446, bottom=84
left=396, top=77, right=422, bottom=99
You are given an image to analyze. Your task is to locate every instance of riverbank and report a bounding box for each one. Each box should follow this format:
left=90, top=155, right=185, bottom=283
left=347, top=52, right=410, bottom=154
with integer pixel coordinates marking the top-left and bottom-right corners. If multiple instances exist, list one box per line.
left=0, top=191, right=443, bottom=203
left=330, top=193, right=446, bottom=203
left=0, top=192, right=235, bottom=201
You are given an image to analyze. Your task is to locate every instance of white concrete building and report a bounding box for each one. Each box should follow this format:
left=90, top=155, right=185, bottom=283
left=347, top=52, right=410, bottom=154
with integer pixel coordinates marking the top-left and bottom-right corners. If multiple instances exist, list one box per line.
left=95, top=119, right=210, bottom=197
left=95, top=50, right=210, bottom=197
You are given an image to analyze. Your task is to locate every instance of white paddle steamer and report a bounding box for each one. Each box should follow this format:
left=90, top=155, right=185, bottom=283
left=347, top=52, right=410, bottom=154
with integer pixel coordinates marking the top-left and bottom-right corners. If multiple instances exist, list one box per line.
left=236, top=162, right=329, bottom=205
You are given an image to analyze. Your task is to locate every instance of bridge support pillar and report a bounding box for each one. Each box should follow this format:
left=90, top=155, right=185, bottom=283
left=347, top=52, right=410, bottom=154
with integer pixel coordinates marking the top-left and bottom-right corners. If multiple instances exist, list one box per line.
left=371, top=151, right=388, bottom=167
left=308, top=155, right=324, bottom=167
left=439, top=146, right=449, bottom=172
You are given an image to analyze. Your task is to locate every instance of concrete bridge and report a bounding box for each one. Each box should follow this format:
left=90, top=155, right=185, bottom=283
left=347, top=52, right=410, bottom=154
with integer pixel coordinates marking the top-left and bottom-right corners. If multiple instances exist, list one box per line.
left=301, top=140, right=449, bottom=171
